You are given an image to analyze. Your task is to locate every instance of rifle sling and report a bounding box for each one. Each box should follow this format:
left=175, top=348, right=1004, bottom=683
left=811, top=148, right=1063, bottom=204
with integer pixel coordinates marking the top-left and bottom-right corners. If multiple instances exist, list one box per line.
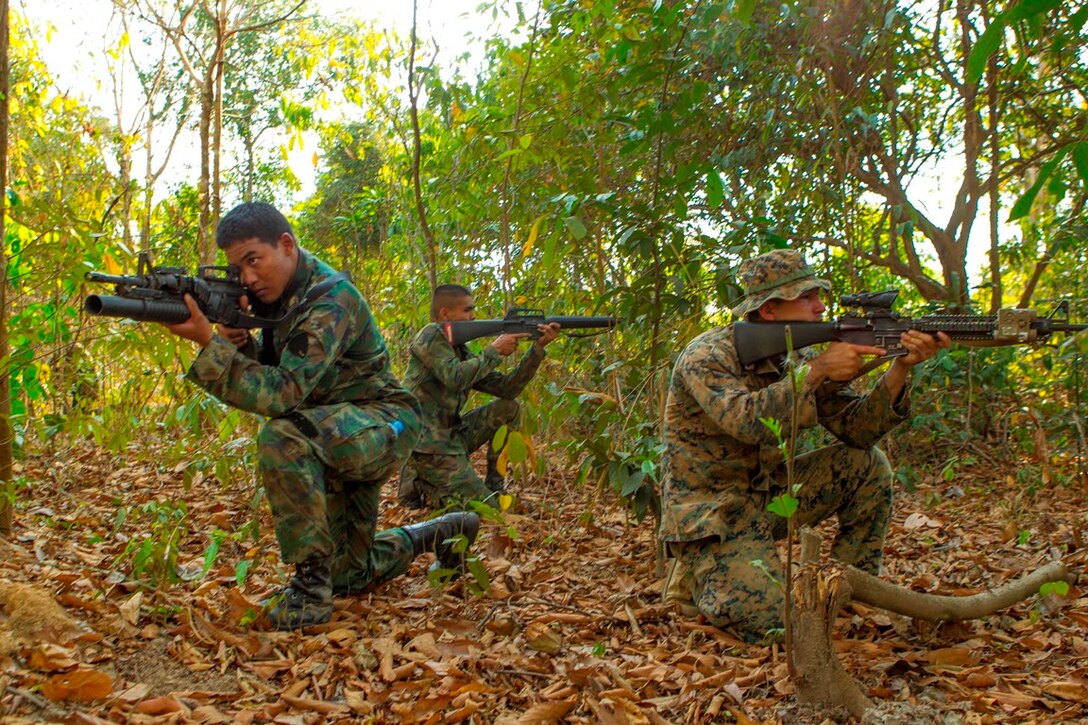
left=257, top=272, right=350, bottom=363
left=820, top=353, right=899, bottom=393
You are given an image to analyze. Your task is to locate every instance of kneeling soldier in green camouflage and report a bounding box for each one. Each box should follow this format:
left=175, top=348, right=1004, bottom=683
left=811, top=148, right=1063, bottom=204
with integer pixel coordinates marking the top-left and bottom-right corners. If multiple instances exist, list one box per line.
left=660, top=248, right=948, bottom=643
left=163, top=202, right=479, bottom=630
left=397, top=285, right=559, bottom=510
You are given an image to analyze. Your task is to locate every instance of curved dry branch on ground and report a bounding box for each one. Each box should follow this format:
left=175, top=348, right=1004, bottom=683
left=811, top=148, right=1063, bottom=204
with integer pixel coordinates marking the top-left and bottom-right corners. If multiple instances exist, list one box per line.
left=846, top=560, right=1070, bottom=620
left=790, top=529, right=1071, bottom=720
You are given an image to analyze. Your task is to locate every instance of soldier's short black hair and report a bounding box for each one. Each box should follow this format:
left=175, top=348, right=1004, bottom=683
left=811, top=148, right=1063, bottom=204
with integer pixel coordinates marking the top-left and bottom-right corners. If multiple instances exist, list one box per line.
left=216, top=202, right=293, bottom=249
left=431, top=284, right=472, bottom=321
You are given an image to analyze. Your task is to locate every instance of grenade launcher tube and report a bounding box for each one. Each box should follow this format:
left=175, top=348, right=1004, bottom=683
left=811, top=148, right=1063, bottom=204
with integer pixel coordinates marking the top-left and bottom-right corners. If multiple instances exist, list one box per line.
left=85, top=294, right=192, bottom=325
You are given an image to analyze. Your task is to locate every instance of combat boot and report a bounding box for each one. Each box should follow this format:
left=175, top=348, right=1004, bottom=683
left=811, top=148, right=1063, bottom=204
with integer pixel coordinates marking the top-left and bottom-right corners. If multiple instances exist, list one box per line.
left=484, top=458, right=506, bottom=495
left=266, top=556, right=333, bottom=630
left=402, top=512, right=480, bottom=576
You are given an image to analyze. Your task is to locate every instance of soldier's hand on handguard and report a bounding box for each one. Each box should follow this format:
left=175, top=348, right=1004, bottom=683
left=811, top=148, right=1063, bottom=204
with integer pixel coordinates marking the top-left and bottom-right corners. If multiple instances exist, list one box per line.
left=893, top=330, right=950, bottom=369
left=163, top=294, right=214, bottom=347
left=806, top=341, right=886, bottom=388
left=490, top=332, right=531, bottom=356
left=217, top=294, right=252, bottom=348
left=534, top=322, right=561, bottom=350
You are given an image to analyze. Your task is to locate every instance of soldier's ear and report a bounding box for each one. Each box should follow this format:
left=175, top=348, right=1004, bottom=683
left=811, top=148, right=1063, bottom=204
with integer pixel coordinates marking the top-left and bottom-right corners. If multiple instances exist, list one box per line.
left=757, top=299, right=779, bottom=321
left=278, top=232, right=297, bottom=255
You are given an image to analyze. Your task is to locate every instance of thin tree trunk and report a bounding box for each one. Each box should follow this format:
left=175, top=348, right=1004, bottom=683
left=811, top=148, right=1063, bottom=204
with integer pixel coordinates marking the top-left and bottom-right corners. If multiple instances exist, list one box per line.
left=497, top=1, right=541, bottom=310
left=198, top=75, right=214, bottom=264
left=985, top=24, right=1002, bottom=312
left=0, top=0, right=12, bottom=535
left=212, top=0, right=226, bottom=238
left=408, top=0, right=437, bottom=292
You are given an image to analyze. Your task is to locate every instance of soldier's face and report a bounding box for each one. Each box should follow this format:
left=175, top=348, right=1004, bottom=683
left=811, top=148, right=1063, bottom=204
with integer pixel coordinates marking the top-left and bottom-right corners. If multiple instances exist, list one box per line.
left=226, top=233, right=299, bottom=304
left=440, top=296, right=475, bottom=322
left=760, top=288, right=825, bottom=322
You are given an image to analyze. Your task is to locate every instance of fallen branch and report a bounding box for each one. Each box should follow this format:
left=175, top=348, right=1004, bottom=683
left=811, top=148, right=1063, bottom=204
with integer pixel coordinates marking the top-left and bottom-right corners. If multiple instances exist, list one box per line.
left=789, top=529, right=1071, bottom=721
left=846, top=560, right=1070, bottom=620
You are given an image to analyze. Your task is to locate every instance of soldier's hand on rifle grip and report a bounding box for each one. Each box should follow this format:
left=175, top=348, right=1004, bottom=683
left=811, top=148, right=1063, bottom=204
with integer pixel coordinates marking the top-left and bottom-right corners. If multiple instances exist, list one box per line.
left=490, top=332, right=530, bottom=356
left=893, top=330, right=950, bottom=368
left=807, top=341, right=887, bottom=387
left=163, top=294, right=214, bottom=348
left=217, top=294, right=253, bottom=348
left=534, top=322, right=561, bottom=350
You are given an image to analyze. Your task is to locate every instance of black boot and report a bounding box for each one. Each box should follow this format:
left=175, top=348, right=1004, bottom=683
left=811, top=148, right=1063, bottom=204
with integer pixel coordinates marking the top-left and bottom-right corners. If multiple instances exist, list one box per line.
left=484, top=459, right=506, bottom=495
left=401, top=512, right=480, bottom=576
left=266, top=556, right=333, bottom=630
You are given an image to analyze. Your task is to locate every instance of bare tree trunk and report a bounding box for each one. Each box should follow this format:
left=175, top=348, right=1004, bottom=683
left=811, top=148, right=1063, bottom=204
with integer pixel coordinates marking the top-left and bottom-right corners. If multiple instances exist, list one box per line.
left=0, top=0, right=12, bottom=535
left=198, top=75, right=214, bottom=264
left=408, top=0, right=437, bottom=293
left=985, top=31, right=1002, bottom=312
left=141, top=112, right=154, bottom=251
left=497, top=1, right=542, bottom=310
left=212, top=0, right=226, bottom=238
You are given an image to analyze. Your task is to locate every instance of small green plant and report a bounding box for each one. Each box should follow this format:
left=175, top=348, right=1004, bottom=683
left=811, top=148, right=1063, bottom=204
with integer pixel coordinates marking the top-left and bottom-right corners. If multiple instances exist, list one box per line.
left=1039, top=580, right=1070, bottom=598
left=116, top=499, right=190, bottom=587
left=895, top=463, right=920, bottom=492
left=591, top=641, right=607, bottom=657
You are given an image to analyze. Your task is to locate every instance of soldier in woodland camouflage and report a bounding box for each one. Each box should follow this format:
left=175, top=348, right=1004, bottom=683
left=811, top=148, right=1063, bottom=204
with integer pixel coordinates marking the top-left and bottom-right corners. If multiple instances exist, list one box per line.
left=163, top=202, right=480, bottom=630
left=660, top=248, right=949, bottom=643
left=397, top=285, right=559, bottom=509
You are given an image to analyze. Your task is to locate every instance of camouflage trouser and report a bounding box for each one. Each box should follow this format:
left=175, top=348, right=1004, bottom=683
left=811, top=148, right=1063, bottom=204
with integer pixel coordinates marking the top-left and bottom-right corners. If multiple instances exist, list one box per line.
left=669, top=443, right=893, bottom=643
left=258, top=402, right=422, bottom=593
left=399, top=399, right=519, bottom=509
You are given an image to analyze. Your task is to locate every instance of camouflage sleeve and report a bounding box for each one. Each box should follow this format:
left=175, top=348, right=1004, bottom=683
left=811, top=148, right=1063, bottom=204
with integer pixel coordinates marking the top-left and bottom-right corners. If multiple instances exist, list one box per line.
left=816, top=374, right=910, bottom=448
left=186, top=296, right=358, bottom=416
left=472, top=344, right=545, bottom=399
left=410, top=327, right=504, bottom=392
left=677, top=340, right=820, bottom=446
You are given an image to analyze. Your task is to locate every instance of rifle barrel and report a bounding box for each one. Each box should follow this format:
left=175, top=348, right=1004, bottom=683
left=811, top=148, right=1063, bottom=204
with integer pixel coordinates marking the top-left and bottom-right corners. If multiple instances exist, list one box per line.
left=544, top=315, right=617, bottom=330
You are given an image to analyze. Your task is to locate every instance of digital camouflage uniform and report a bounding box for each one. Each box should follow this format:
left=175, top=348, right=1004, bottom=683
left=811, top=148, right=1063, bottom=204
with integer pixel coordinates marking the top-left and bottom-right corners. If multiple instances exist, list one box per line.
left=398, top=322, right=545, bottom=508
left=186, top=249, right=423, bottom=594
left=660, top=250, right=909, bottom=643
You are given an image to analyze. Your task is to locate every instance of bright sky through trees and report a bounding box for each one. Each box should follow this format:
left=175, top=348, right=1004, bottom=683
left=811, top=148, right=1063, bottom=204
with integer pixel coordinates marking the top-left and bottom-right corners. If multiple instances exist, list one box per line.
left=19, top=0, right=506, bottom=199
left=18, top=0, right=1001, bottom=284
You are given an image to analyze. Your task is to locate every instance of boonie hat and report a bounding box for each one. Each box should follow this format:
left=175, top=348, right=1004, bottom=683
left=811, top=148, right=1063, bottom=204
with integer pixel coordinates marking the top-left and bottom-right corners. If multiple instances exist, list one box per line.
left=731, top=249, right=831, bottom=318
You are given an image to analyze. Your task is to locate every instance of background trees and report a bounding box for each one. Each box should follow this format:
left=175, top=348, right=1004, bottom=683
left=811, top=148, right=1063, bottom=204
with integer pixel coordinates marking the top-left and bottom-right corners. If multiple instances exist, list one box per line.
left=2, top=0, right=1086, bottom=520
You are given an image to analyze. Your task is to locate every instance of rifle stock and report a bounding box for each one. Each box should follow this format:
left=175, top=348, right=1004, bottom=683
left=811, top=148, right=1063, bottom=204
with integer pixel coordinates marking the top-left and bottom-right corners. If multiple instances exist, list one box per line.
left=733, top=322, right=840, bottom=367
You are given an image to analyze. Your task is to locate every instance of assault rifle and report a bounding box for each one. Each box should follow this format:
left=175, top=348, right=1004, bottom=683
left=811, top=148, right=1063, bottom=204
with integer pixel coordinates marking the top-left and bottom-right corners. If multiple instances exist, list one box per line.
left=734, top=290, right=1087, bottom=368
left=85, top=253, right=277, bottom=329
left=441, top=307, right=617, bottom=346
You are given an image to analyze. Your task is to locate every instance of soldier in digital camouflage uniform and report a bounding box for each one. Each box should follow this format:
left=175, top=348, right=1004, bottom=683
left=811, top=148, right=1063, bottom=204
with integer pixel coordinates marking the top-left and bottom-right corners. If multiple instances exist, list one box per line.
left=660, top=248, right=949, bottom=643
left=164, top=202, right=480, bottom=630
left=396, top=285, right=559, bottom=510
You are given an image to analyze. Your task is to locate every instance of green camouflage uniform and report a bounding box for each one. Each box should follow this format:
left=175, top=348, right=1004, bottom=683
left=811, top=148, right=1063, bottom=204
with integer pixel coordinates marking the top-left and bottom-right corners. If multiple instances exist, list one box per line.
left=186, top=249, right=422, bottom=594
left=660, top=250, right=909, bottom=643
left=398, top=323, right=545, bottom=508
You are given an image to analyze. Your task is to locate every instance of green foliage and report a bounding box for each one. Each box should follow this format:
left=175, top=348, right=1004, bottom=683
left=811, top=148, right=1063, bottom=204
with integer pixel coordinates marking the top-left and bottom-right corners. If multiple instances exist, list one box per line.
left=1039, top=580, right=1070, bottom=598
left=117, top=499, right=189, bottom=587
left=767, top=494, right=799, bottom=521
left=5, top=0, right=1088, bottom=552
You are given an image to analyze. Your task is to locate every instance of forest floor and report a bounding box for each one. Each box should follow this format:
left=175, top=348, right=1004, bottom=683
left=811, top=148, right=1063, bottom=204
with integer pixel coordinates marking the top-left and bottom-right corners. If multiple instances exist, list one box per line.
left=0, top=441, right=1086, bottom=724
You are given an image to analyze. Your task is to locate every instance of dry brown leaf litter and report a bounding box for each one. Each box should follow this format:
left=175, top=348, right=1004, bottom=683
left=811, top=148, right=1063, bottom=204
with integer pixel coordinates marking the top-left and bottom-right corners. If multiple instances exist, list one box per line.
left=0, top=445, right=1083, bottom=723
